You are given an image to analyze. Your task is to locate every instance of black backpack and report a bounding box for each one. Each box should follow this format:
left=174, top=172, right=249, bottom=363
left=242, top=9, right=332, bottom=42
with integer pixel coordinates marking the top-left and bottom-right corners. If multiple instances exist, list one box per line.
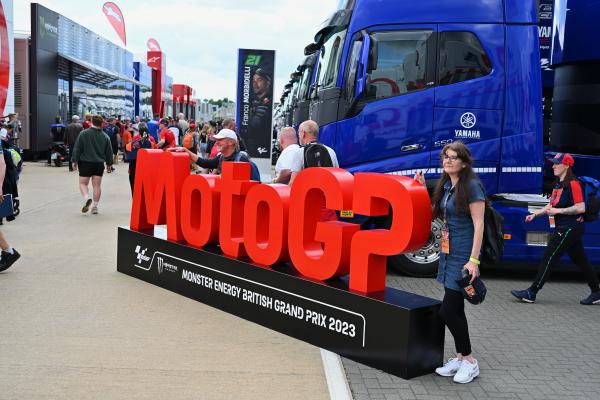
left=481, top=203, right=504, bottom=264
left=303, top=143, right=333, bottom=168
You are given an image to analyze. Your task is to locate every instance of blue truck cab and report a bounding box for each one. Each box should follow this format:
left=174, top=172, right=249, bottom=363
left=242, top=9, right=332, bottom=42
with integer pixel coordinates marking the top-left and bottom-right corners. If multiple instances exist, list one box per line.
left=298, top=0, right=600, bottom=275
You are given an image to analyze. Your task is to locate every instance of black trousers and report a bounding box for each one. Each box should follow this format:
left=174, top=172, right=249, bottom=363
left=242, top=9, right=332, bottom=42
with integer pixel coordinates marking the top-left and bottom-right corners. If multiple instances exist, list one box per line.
left=531, top=226, right=600, bottom=293
left=129, top=160, right=136, bottom=195
left=67, top=145, right=74, bottom=170
left=439, top=287, right=472, bottom=356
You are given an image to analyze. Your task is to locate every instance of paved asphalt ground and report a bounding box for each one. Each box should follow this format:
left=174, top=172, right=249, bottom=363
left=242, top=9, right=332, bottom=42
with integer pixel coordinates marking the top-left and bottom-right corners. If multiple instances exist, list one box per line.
left=343, top=269, right=600, bottom=400
left=0, top=162, right=329, bottom=400
left=4, top=161, right=599, bottom=400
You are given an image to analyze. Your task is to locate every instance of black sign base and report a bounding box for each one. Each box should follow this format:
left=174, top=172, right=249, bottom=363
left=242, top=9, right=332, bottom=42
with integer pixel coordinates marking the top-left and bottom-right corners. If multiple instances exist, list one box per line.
left=117, top=227, right=444, bottom=379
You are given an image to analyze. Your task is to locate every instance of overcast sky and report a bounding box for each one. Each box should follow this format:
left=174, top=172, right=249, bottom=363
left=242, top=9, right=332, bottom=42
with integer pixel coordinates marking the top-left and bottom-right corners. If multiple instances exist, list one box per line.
left=14, top=0, right=338, bottom=101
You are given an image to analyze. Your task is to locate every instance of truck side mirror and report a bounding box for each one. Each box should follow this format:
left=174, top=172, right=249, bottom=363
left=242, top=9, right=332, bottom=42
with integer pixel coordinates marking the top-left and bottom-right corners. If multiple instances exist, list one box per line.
left=367, top=36, right=378, bottom=73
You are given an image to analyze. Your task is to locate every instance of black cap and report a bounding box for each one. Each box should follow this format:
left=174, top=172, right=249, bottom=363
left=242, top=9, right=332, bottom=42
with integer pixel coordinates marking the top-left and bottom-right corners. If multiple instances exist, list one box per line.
left=254, top=68, right=272, bottom=84
left=456, top=274, right=487, bottom=305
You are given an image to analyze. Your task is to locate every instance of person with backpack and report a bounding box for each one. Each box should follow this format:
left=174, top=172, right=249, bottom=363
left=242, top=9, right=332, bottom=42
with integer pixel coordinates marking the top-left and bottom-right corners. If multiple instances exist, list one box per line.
left=0, top=152, right=20, bottom=272
left=289, top=120, right=338, bottom=220
left=126, top=123, right=156, bottom=194
left=1, top=133, right=20, bottom=221
left=103, top=118, right=119, bottom=172
left=172, top=129, right=261, bottom=181
left=511, top=153, right=600, bottom=305
left=182, top=127, right=197, bottom=154
left=182, top=126, right=199, bottom=171
left=289, top=120, right=338, bottom=180
left=414, top=141, right=485, bottom=384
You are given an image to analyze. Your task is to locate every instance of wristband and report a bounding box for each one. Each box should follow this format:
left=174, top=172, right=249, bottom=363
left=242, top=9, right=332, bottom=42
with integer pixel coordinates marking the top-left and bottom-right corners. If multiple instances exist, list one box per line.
left=469, top=257, right=481, bottom=265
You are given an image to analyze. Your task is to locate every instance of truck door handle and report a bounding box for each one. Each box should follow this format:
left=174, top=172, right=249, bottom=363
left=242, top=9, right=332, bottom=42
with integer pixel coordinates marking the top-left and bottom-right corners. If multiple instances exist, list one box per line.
left=401, top=144, right=423, bottom=152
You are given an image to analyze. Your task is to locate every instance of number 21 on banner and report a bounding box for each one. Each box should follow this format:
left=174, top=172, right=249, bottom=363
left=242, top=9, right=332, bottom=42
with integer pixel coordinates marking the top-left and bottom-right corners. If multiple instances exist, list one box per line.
left=245, top=55, right=262, bottom=66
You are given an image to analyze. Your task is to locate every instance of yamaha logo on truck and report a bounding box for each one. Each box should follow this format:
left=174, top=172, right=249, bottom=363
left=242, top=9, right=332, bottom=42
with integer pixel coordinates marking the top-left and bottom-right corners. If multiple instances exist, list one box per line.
left=455, top=112, right=481, bottom=140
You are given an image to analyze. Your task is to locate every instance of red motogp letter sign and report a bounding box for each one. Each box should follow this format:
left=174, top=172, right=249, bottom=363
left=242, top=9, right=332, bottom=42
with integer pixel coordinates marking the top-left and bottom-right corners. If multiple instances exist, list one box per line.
left=130, top=150, right=432, bottom=295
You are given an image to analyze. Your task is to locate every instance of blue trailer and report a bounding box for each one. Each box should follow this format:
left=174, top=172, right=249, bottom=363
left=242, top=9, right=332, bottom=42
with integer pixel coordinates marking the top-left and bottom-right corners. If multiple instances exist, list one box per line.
left=288, top=0, right=600, bottom=276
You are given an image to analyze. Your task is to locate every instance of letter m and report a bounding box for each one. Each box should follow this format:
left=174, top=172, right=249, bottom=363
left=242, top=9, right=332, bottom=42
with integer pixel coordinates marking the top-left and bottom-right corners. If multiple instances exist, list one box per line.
left=130, top=150, right=190, bottom=241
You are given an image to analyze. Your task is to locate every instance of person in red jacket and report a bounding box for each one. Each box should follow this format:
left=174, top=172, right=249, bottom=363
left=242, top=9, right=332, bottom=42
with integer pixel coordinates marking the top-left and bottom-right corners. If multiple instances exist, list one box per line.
left=156, top=118, right=175, bottom=150
left=82, top=113, right=92, bottom=129
left=512, top=153, right=600, bottom=305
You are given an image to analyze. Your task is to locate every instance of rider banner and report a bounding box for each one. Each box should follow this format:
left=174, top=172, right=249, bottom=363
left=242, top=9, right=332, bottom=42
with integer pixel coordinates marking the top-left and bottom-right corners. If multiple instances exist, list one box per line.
left=236, top=49, right=275, bottom=161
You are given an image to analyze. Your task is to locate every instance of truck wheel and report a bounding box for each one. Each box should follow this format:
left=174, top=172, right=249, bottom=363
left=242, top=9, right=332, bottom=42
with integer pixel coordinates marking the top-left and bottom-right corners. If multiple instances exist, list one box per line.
left=387, top=219, right=442, bottom=277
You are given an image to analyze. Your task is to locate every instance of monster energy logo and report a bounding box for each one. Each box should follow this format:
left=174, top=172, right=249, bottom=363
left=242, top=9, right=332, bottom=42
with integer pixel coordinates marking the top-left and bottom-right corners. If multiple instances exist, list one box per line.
left=245, top=55, right=262, bottom=66
left=39, top=16, right=58, bottom=39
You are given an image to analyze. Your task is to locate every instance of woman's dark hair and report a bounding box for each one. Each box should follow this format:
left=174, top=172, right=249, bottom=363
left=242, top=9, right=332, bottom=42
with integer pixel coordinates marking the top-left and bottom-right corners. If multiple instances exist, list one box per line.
left=138, top=122, right=148, bottom=134
left=432, top=141, right=479, bottom=219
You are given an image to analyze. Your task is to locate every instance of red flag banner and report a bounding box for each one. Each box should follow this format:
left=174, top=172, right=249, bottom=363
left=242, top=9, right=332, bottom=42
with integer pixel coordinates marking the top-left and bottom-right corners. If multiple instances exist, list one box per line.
left=147, top=38, right=161, bottom=51
left=102, top=2, right=126, bottom=46
left=0, top=0, right=9, bottom=115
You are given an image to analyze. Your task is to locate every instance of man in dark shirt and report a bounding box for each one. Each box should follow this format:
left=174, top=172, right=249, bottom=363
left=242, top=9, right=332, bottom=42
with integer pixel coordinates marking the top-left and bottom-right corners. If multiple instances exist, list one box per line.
left=65, top=115, right=83, bottom=171
left=172, top=128, right=249, bottom=175
left=71, top=115, right=114, bottom=215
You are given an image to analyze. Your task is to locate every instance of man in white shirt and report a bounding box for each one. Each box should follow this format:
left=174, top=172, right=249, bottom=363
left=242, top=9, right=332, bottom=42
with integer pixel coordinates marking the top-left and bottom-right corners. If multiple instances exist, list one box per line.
left=289, top=120, right=339, bottom=185
left=273, top=127, right=299, bottom=184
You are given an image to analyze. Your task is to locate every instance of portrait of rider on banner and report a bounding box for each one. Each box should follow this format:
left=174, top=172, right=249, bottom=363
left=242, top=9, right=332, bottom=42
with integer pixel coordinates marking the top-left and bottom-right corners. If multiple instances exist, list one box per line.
left=249, top=65, right=273, bottom=135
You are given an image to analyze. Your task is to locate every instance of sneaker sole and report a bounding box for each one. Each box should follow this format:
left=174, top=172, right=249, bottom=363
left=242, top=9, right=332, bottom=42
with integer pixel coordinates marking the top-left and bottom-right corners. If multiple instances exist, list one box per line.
left=511, top=292, right=535, bottom=303
left=454, top=369, right=480, bottom=384
left=82, top=199, right=92, bottom=213
left=518, top=298, right=535, bottom=303
left=435, top=370, right=457, bottom=377
left=581, top=299, right=600, bottom=305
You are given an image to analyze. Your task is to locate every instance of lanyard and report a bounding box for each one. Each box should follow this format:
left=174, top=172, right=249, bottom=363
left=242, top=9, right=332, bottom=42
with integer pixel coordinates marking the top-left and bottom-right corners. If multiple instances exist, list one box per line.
left=442, top=186, right=455, bottom=224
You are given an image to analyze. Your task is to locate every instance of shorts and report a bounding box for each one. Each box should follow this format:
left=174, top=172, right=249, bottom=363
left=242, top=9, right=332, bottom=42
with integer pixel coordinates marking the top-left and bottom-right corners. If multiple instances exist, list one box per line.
left=78, top=161, right=105, bottom=177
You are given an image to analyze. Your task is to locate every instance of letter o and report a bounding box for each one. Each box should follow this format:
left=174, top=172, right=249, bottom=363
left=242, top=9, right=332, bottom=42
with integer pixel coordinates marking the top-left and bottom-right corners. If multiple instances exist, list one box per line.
left=180, top=174, right=220, bottom=247
left=244, top=184, right=291, bottom=265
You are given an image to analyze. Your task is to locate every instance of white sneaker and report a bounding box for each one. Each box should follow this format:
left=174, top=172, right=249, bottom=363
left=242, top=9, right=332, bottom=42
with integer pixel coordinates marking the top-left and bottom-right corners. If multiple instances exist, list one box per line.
left=91, top=206, right=98, bottom=214
left=435, top=358, right=462, bottom=377
left=453, top=359, right=479, bottom=384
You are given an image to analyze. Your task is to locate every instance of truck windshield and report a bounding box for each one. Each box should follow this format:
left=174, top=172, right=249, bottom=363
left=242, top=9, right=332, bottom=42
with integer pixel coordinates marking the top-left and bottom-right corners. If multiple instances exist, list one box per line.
left=298, top=64, right=315, bottom=101
left=317, top=29, right=347, bottom=90
left=336, top=0, right=355, bottom=10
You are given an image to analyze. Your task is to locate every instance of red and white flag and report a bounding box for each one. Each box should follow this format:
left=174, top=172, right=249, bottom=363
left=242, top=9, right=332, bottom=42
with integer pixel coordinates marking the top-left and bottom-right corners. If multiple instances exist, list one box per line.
left=102, top=2, right=126, bottom=46
left=146, top=38, right=161, bottom=52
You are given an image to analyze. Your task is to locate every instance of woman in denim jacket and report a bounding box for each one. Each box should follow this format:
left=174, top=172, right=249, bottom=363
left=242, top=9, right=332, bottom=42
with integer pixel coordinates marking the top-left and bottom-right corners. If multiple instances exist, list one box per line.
left=416, top=142, right=485, bottom=384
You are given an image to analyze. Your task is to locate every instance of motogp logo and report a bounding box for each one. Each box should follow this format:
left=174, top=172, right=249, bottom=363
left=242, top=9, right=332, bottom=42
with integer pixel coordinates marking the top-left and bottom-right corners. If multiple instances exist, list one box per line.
left=460, top=112, right=477, bottom=129
left=134, top=245, right=151, bottom=269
